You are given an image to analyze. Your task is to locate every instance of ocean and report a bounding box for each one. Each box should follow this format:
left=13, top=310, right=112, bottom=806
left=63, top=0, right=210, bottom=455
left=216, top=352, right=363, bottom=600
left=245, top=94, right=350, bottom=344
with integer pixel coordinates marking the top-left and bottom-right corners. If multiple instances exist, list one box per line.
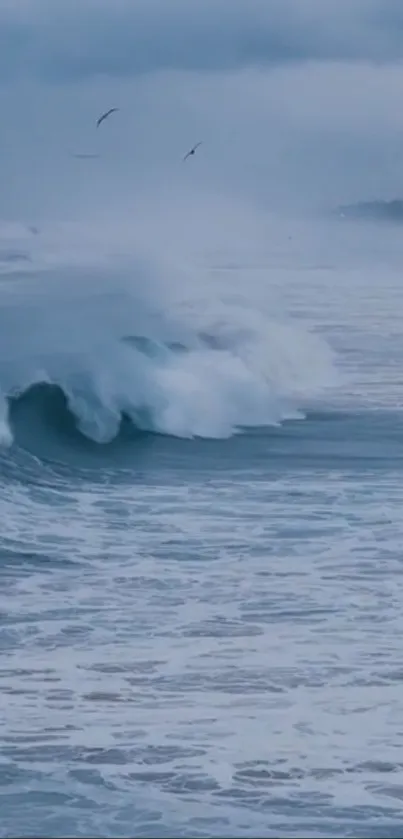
left=1, top=208, right=403, bottom=838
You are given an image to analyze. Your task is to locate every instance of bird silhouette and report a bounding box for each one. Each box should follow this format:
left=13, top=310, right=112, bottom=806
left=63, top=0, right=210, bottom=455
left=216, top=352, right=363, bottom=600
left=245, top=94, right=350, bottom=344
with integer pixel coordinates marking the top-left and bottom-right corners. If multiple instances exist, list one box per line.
left=183, top=141, right=202, bottom=162
left=96, top=108, right=119, bottom=128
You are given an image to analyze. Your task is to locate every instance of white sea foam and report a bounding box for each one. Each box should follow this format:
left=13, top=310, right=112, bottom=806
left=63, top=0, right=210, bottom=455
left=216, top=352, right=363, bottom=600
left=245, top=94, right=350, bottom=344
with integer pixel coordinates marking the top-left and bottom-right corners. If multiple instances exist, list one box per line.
left=0, top=216, right=339, bottom=444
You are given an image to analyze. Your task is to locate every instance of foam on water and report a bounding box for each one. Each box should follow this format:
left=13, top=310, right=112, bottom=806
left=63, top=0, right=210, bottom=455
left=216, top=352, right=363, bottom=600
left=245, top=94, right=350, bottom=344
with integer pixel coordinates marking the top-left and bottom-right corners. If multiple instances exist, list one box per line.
left=0, top=219, right=339, bottom=448
left=2, top=209, right=403, bottom=838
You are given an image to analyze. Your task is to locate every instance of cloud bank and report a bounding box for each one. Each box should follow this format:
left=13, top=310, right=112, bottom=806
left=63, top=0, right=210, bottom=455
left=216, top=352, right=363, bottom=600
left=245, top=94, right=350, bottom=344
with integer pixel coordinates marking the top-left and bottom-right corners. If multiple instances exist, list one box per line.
left=1, top=0, right=403, bottom=83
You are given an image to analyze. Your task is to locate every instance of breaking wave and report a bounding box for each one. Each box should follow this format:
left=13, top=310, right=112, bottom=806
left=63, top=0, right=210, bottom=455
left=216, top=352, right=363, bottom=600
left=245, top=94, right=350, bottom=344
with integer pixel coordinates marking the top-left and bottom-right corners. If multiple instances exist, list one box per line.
left=0, top=243, right=338, bottom=453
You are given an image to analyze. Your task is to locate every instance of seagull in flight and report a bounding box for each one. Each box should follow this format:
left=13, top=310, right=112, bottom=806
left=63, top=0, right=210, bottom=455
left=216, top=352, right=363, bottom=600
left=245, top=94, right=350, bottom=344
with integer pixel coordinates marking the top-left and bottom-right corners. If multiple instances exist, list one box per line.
left=96, top=108, right=119, bottom=128
left=183, top=141, right=202, bottom=162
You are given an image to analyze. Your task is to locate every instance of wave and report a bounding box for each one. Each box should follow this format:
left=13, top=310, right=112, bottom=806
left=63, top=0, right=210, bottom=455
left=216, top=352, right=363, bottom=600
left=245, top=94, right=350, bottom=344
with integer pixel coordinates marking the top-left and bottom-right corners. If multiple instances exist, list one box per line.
left=0, top=243, right=339, bottom=452
left=3, top=326, right=336, bottom=449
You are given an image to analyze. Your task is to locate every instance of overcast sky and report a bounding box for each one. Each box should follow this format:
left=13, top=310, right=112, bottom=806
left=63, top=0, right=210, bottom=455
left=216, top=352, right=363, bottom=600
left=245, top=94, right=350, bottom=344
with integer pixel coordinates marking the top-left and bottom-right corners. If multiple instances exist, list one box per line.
left=2, top=0, right=403, bottom=80
left=1, top=0, right=403, bottom=226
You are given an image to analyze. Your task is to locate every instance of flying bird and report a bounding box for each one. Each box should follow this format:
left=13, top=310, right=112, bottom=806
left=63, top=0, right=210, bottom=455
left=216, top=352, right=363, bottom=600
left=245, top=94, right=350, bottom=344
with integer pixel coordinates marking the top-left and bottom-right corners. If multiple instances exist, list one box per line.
left=96, top=108, right=119, bottom=128
left=183, top=141, right=202, bottom=162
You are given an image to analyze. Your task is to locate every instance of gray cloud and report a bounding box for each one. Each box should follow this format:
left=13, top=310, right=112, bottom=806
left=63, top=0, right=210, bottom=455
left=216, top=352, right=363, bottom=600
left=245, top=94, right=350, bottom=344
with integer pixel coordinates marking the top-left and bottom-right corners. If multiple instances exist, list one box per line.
left=1, top=0, right=403, bottom=83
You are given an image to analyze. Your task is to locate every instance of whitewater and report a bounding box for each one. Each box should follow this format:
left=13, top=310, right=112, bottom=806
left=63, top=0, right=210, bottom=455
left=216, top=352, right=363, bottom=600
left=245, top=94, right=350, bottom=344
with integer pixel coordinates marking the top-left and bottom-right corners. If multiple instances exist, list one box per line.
left=1, top=205, right=403, bottom=838
left=0, top=214, right=337, bottom=448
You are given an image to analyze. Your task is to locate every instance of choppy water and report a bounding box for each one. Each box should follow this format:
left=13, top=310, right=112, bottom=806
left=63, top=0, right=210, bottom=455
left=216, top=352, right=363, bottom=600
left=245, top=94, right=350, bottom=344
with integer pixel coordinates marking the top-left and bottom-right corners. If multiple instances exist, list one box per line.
left=1, top=213, right=403, bottom=838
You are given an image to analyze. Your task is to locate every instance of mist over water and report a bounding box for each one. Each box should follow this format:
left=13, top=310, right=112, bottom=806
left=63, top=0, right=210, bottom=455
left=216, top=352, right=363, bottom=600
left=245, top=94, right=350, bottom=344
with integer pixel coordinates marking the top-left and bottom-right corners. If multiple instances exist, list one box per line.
left=0, top=218, right=339, bottom=449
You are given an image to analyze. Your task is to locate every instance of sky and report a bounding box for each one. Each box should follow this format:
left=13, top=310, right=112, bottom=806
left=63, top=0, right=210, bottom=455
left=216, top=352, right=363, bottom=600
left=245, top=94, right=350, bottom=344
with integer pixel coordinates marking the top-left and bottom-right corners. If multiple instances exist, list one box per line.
left=1, top=0, right=403, bottom=228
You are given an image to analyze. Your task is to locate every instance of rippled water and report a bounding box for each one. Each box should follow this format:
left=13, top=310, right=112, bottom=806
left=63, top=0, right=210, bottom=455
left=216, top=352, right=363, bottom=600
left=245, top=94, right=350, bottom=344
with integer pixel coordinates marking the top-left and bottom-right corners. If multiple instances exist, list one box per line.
left=1, top=216, right=403, bottom=838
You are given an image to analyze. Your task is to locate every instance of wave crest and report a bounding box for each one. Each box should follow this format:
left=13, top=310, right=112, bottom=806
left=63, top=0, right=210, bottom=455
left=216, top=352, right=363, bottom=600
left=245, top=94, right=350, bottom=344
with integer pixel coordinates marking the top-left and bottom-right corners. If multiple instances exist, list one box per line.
left=5, top=329, right=336, bottom=450
left=0, top=252, right=339, bottom=450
